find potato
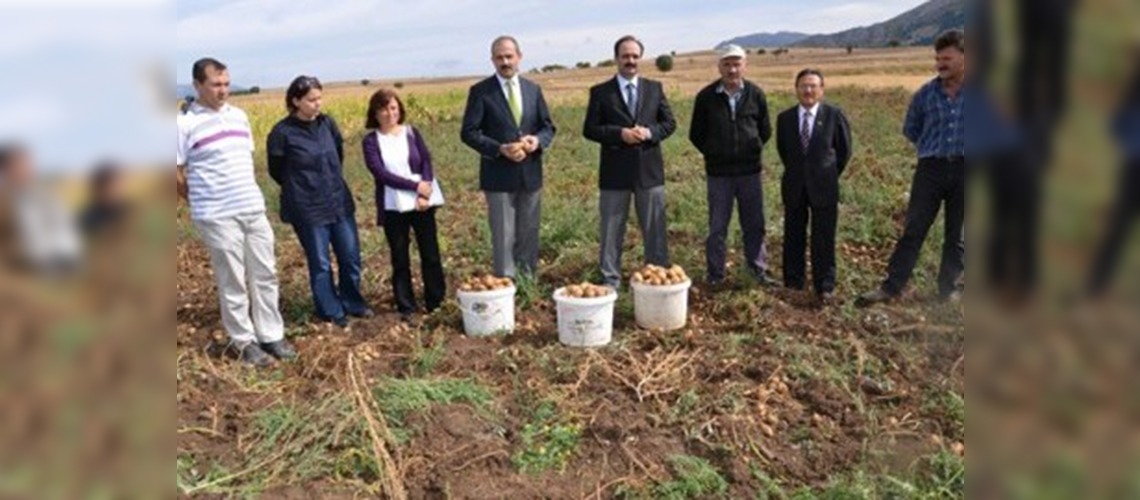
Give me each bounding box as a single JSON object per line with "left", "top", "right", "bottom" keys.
{"left": 632, "top": 272, "right": 644, "bottom": 283}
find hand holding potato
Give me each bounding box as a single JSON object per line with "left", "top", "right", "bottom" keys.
{"left": 499, "top": 142, "right": 527, "bottom": 162}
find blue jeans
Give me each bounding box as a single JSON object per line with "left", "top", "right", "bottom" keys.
{"left": 293, "top": 217, "right": 369, "bottom": 321}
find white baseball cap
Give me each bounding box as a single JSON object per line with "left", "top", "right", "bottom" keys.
{"left": 719, "top": 44, "right": 746, "bottom": 60}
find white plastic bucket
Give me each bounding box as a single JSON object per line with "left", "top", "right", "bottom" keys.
{"left": 553, "top": 287, "right": 618, "bottom": 347}
{"left": 631, "top": 279, "right": 691, "bottom": 331}
{"left": 456, "top": 285, "right": 516, "bottom": 336}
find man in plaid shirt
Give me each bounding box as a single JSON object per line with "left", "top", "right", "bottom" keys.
{"left": 858, "top": 30, "right": 966, "bottom": 306}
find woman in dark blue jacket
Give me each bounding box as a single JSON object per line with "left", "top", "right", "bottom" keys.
{"left": 268, "top": 76, "right": 372, "bottom": 327}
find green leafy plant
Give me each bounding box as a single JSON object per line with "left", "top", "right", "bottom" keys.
{"left": 513, "top": 401, "right": 581, "bottom": 474}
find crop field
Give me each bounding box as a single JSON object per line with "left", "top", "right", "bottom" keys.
{"left": 176, "top": 47, "right": 965, "bottom": 498}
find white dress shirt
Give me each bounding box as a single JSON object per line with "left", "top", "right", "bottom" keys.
{"left": 798, "top": 102, "right": 821, "bottom": 139}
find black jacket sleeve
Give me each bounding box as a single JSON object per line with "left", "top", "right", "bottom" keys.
{"left": 834, "top": 108, "right": 853, "bottom": 176}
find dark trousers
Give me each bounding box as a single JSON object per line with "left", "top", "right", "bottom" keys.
{"left": 706, "top": 173, "right": 768, "bottom": 282}
{"left": 783, "top": 188, "right": 838, "bottom": 294}
{"left": 293, "top": 216, "right": 369, "bottom": 321}
{"left": 1088, "top": 160, "right": 1140, "bottom": 294}
{"left": 882, "top": 158, "right": 965, "bottom": 297}
{"left": 986, "top": 152, "right": 1042, "bottom": 295}
{"left": 383, "top": 208, "right": 446, "bottom": 314}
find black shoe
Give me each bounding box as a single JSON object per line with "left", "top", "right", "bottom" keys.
{"left": 818, "top": 291, "right": 836, "bottom": 306}
{"left": 855, "top": 288, "right": 895, "bottom": 308}
{"left": 261, "top": 340, "right": 297, "bottom": 360}
{"left": 349, "top": 309, "right": 375, "bottom": 319}
{"left": 399, "top": 312, "right": 416, "bottom": 324}
{"left": 333, "top": 316, "right": 349, "bottom": 328}
{"left": 238, "top": 343, "right": 274, "bottom": 367}
{"left": 756, "top": 274, "right": 782, "bottom": 288}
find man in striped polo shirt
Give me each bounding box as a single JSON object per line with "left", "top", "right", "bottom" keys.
{"left": 177, "top": 58, "right": 294, "bottom": 367}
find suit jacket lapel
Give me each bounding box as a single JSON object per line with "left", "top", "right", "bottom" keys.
{"left": 611, "top": 77, "right": 634, "bottom": 123}
{"left": 520, "top": 78, "right": 536, "bottom": 128}
{"left": 490, "top": 76, "right": 515, "bottom": 127}
{"left": 798, "top": 104, "right": 825, "bottom": 155}
{"left": 634, "top": 80, "right": 647, "bottom": 122}
{"left": 808, "top": 104, "right": 828, "bottom": 152}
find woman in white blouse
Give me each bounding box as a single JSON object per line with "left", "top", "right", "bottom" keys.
{"left": 362, "top": 89, "right": 446, "bottom": 321}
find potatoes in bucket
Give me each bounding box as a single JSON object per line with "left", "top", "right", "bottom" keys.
{"left": 458, "top": 274, "right": 513, "bottom": 292}
{"left": 630, "top": 264, "right": 688, "bottom": 286}
{"left": 562, "top": 282, "right": 614, "bottom": 298}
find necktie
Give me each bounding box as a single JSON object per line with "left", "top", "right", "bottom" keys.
{"left": 626, "top": 83, "right": 637, "bottom": 117}
{"left": 507, "top": 79, "right": 522, "bottom": 126}
{"left": 801, "top": 111, "right": 812, "bottom": 152}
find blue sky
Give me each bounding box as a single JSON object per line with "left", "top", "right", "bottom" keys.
{"left": 176, "top": 0, "right": 926, "bottom": 87}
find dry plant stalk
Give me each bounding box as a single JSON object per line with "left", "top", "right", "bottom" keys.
{"left": 347, "top": 353, "right": 407, "bottom": 500}
{"left": 593, "top": 348, "right": 698, "bottom": 402}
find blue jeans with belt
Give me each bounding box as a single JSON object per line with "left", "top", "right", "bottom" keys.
{"left": 292, "top": 216, "right": 370, "bottom": 322}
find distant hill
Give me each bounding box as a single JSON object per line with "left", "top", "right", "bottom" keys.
{"left": 791, "top": 0, "right": 964, "bottom": 48}
{"left": 715, "top": 31, "right": 813, "bottom": 49}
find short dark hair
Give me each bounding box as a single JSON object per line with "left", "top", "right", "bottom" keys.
{"left": 365, "top": 88, "right": 407, "bottom": 129}
{"left": 491, "top": 35, "right": 520, "bottom": 55}
{"left": 795, "top": 68, "right": 825, "bottom": 87}
{"left": 935, "top": 29, "right": 965, "bottom": 53}
{"left": 192, "top": 58, "right": 227, "bottom": 83}
{"left": 613, "top": 35, "right": 644, "bottom": 58}
{"left": 285, "top": 75, "right": 323, "bottom": 113}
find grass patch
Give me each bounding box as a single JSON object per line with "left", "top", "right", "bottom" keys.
{"left": 652, "top": 455, "right": 729, "bottom": 499}
{"left": 513, "top": 400, "right": 582, "bottom": 474}
{"left": 922, "top": 389, "right": 965, "bottom": 440}
{"left": 177, "top": 394, "right": 376, "bottom": 497}
{"left": 791, "top": 450, "right": 965, "bottom": 499}
{"left": 373, "top": 377, "right": 494, "bottom": 442}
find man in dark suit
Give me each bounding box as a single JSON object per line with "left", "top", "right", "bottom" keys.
{"left": 776, "top": 69, "right": 852, "bottom": 303}
{"left": 583, "top": 35, "right": 677, "bottom": 288}
{"left": 460, "top": 36, "right": 556, "bottom": 279}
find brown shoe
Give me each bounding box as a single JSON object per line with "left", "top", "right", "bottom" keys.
{"left": 855, "top": 288, "right": 895, "bottom": 308}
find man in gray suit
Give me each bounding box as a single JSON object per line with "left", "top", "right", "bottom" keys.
{"left": 583, "top": 35, "right": 677, "bottom": 289}
{"left": 461, "top": 36, "right": 556, "bottom": 278}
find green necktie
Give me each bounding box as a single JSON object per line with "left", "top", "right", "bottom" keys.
{"left": 507, "top": 79, "right": 522, "bottom": 126}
